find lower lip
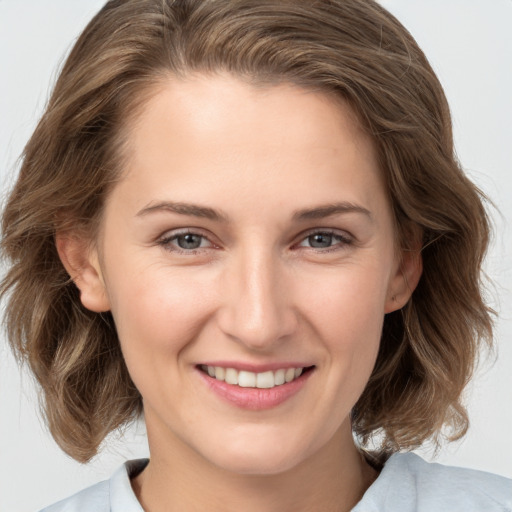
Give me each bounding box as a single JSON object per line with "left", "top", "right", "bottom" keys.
{"left": 197, "top": 368, "right": 313, "bottom": 410}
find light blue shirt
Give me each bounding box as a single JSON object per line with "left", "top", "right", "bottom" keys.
{"left": 40, "top": 453, "right": 511, "bottom": 511}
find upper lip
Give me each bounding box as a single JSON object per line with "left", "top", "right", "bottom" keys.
{"left": 197, "top": 361, "right": 314, "bottom": 372}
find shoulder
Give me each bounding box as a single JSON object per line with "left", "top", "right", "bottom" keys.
{"left": 354, "top": 452, "right": 512, "bottom": 512}
{"left": 38, "top": 479, "right": 110, "bottom": 512}
{"left": 38, "top": 459, "right": 148, "bottom": 512}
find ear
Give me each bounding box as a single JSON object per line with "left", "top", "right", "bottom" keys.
{"left": 384, "top": 243, "right": 423, "bottom": 314}
{"left": 56, "top": 232, "right": 111, "bottom": 313}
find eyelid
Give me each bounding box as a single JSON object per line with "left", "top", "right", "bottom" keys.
{"left": 295, "top": 228, "right": 354, "bottom": 250}
{"left": 157, "top": 228, "right": 216, "bottom": 252}
{"left": 155, "top": 227, "right": 354, "bottom": 254}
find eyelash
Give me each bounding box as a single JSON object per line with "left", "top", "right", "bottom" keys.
{"left": 296, "top": 230, "right": 353, "bottom": 253}
{"left": 157, "top": 229, "right": 214, "bottom": 254}
{"left": 157, "top": 228, "right": 354, "bottom": 256}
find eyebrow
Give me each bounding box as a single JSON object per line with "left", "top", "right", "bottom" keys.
{"left": 136, "top": 200, "right": 372, "bottom": 223}
{"left": 136, "top": 201, "right": 229, "bottom": 222}
{"left": 292, "top": 202, "right": 373, "bottom": 222}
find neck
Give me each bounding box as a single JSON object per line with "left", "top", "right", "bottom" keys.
{"left": 132, "top": 416, "right": 377, "bottom": 512}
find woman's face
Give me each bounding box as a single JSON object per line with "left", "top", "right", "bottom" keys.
{"left": 72, "top": 74, "right": 417, "bottom": 475}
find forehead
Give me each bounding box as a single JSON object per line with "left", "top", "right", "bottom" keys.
{"left": 111, "top": 73, "right": 387, "bottom": 222}
{"left": 126, "top": 73, "right": 373, "bottom": 160}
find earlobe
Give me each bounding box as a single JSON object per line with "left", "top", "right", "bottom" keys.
{"left": 55, "top": 233, "right": 111, "bottom": 313}
{"left": 384, "top": 246, "right": 423, "bottom": 314}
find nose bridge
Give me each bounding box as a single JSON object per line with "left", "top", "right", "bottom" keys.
{"left": 218, "top": 243, "right": 296, "bottom": 349}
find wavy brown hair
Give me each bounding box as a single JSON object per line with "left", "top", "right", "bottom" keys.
{"left": 1, "top": 0, "right": 493, "bottom": 463}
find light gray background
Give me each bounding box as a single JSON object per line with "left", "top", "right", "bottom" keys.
{"left": 1, "top": 1, "right": 511, "bottom": 511}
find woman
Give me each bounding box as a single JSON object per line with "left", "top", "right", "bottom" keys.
{"left": 1, "top": 1, "right": 510, "bottom": 511}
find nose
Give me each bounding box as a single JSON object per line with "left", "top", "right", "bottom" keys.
{"left": 216, "top": 246, "right": 298, "bottom": 351}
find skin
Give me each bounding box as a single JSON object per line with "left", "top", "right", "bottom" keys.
{"left": 58, "top": 74, "right": 421, "bottom": 512}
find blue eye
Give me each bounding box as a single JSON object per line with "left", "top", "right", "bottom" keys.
{"left": 158, "top": 231, "right": 212, "bottom": 252}
{"left": 308, "top": 233, "right": 335, "bottom": 248}
{"left": 299, "top": 231, "right": 351, "bottom": 250}
{"left": 174, "top": 233, "right": 204, "bottom": 250}
{"left": 157, "top": 229, "right": 351, "bottom": 255}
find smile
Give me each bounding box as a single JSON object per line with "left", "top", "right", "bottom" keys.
{"left": 197, "top": 364, "right": 315, "bottom": 410}
{"left": 200, "top": 365, "right": 308, "bottom": 389}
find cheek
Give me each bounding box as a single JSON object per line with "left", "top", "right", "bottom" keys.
{"left": 297, "top": 263, "right": 389, "bottom": 392}
{"left": 104, "top": 257, "right": 218, "bottom": 371}
{"left": 299, "top": 262, "right": 390, "bottom": 341}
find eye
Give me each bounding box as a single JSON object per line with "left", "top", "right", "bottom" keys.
{"left": 158, "top": 230, "right": 213, "bottom": 252}
{"left": 174, "top": 233, "right": 206, "bottom": 250}
{"left": 297, "top": 230, "right": 352, "bottom": 251}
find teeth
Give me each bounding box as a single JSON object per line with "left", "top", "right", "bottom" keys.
{"left": 285, "top": 368, "right": 295, "bottom": 383}
{"left": 256, "top": 371, "right": 274, "bottom": 389}
{"left": 274, "top": 369, "right": 285, "bottom": 385}
{"left": 203, "top": 365, "right": 307, "bottom": 389}
{"left": 225, "top": 368, "right": 238, "bottom": 385}
{"left": 214, "top": 367, "right": 225, "bottom": 380}
{"left": 238, "top": 371, "right": 256, "bottom": 388}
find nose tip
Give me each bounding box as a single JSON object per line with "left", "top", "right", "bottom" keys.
{"left": 216, "top": 254, "right": 297, "bottom": 350}
{"left": 227, "top": 301, "right": 297, "bottom": 350}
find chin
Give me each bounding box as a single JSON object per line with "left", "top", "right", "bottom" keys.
{"left": 214, "top": 452, "right": 302, "bottom": 476}
{"left": 203, "top": 433, "right": 315, "bottom": 476}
